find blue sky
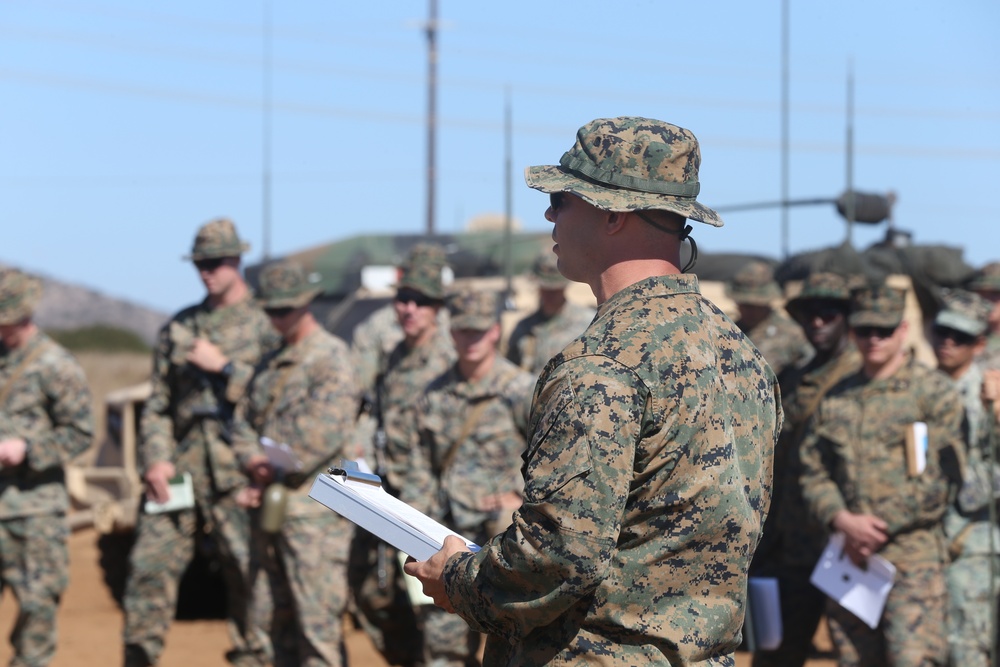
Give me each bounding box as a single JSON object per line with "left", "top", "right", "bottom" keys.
{"left": 2, "top": 0, "right": 997, "bottom": 314}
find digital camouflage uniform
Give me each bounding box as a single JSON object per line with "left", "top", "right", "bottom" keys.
{"left": 230, "top": 260, "right": 361, "bottom": 667}
{"left": 728, "top": 261, "right": 811, "bottom": 381}
{"left": 410, "top": 289, "right": 534, "bottom": 667}
{"left": 348, "top": 250, "right": 456, "bottom": 666}
{"left": 505, "top": 253, "right": 595, "bottom": 376}
{"left": 123, "top": 219, "right": 279, "bottom": 667}
{"left": 967, "top": 262, "right": 1000, "bottom": 371}
{"left": 797, "top": 285, "right": 964, "bottom": 667}
{"left": 934, "top": 290, "right": 1000, "bottom": 667}
{"left": 751, "top": 272, "right": 861, "bottom": 667}
{"left": 0, "top": 269, "right": 93, "bottom": 667}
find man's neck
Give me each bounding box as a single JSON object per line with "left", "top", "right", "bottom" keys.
{"left": 591, "top": 258, "right": 679, "bottom": 305}
{"left": 458, "top": 353, "right": 495, "bottom": 383}
{"left": 405, "top": 324, "right": 438, "bottom": 350}
{"left": 207, "top": 280, "right": 249, "bottom": 309}
{"left": 864, "top": 349, "right": 908, "bottom": 381}
{"left": 284, "top": 314, "right": 319, "bottom": 346}
{"left": 940, "top": 360, "right": 974, "bottom": 382}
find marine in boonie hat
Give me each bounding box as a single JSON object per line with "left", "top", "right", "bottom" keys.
{"left": 726, "top": 261, "right": 781, "bottom": 306}
{"left": 448, "top": 289, "right": 500, "bottom": 331}
{"left": 785, "top": 272, "right": 857, "bottom": 322}
{"left": 0, "top": 268, "right": 43, "bottom": 326}
{"left": 934, "top": 289, "right": 991, "bottom": 337}
{"left": 257, "top": 260, "right": 321, "bottom": 309}
{"left": 531, "top": 252, "right": 567, "bottom": 289}
{"left": 524, "top": 116, "right": 723, "bottom": 227}
{"left": 849, "top": 284, "right": 907, "bottom": 329}
{"left": 183, "top": 217, "right": 250, "bottom": 261}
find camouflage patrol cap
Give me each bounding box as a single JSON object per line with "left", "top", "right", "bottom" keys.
{"left": 0, "top": 268, "right": 42, "bottom": 325}
{"left": 183, "top": 217, "right": 250, "bottom": 261}
{"left": 934, "top": 289, "right": 991, "bottom": 337}
{"left": 849, "top": 284, "right": 907, "bottom": 328}
{"left": 726, "top": 261, "right": 781, "bottom": 306}
{"left": 967, "top": 262, "right": 1000, "bottom": 293}
{"left": 785, "top": 272, "right": 855, "bottom": 322}
{"left": 256, "top": 259, "right": 320, "bottom": 309}
{"left": 524, "top": 116, "right": 723, "bottom": 226}
{"left": 448, "top": 289, "right": 500, "bottom": 331}
{"left": 396, "top": 255, "right": 445, "bottom": 301}
{"left": 401, "top": 242, "right": 447, "bottom": 270}
{"left": 532, "top": 252, "right": 567, "bottom": 289}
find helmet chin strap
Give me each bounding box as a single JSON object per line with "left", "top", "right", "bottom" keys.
{"left": 634, "top": 211, "right": 698, "bottom": 273}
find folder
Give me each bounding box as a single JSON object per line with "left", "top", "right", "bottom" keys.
{"left": 143, "top": 473, "right": 195, "bottom": 514}
{"left": 308, "top": 462, "right": 479, "bottom": 562}
{"left": 904, "top": 421, "right": 928, "bottom": 477}
{"left": 810, "top": 532, "right": 896, "bottom": 629}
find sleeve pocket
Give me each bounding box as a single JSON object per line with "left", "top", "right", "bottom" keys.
{"left": 522, "top": 380, "right": 594, "bottom": 504}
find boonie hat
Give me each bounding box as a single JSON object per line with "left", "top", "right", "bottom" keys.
{"left": 524, "top": 116, "right": 723, "bottom": 226}
{"left": 934, "top": 289, "right": 991, "bottom": 337}
{"left": 257, "top": 260, "right": 320, "bottom": 309}
{"left": 849, "top": 284, "right": 906, "bottom": 329}
{"left": 967, "top": 262, "right": 1000, "bottom": 293}
{"left": 0, "top": 268, "right": 42, "bottom": 326}
{"left": 727, "top": 261, "right": 781, "bottom": 306}
{"left": 449, "top": 289, "right": 500, "bottom": 331}
{"left": 785, "top": 272, "right": 856, "bottom": 322}
{"left": 532, "top": 252, "right": 567, "bottom": 289}
{"left": 184, "top": 217, "right": 250, "bottom": 261}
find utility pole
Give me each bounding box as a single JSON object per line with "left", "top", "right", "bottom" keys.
{"left": 780, "top": 0, "right": 790, "bottom": 259}
{"left": 424, "top": 0, "right": 438, "bottom": 236}
{"left": 261, "top": 0, "right": 273, "bottom": 259}
{"left": 503, "top": 88, "right": 513, "bottom": 308}
{"left": 844, "top": 62, "right": 856, "bottom": 245}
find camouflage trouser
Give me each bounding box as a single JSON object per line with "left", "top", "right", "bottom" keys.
{"left": 417, "top": 604, "right": 481, "bottom": 667}
{"left": 0, "top": 514, "right": 69, "bottom": 667}
{"left": 751, "top": 565, "right": 827, "bottom": 667}
{"left": 122, "top": 496, "right": 268, "bottom": 667}
{"left": 946, "top": 552, "right": 1000, "bottom": 667}
{"left": 827, "top": 559, "right": 947, "bottom": 667}
{"left": 250, "top": 513, "right": 350, "bottom": 667}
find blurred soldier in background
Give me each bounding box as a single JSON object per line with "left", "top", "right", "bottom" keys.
{"left": 797, "top": 283, "right": 964, "bottom": 667}
{"left": 931, "top": 290, "right": 998, "bottom": 667}
{"left": 408, "top": 288, "right": 533, "bottom": 667}
{"left": 231, "top": 260, "right": 360, "bottom": 667}
{"left": 0, "top": 268, "right": 93, "bottom": 667}
{"left": 751, "top": 272, "right": 861, "bottom": 667}
{"left": 966, "top": 261, "right": 1000, "bottom": 370}
{"left": 123, "top": 218, "right": 278, "bottom": 667}
{"left": 727, "top": 260, "right": 811, "bottom": 381}
{"left": 349, "top": 246, "right": 455, "bottom": 667}
{"left": 505, "top": 251, "right": 594, "bottom": 376}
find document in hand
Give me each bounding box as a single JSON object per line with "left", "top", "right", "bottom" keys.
{"left": 810, "top": 532, "right": 896, "bottom": 629}
{"left": 308, "top": 466, "right": 479, "bottom": 562}
{"left": 143, "top": 473, "right": 195, "bottom": 514}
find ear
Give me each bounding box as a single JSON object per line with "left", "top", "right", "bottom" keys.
{"left": 605, "top": 211, "right": 627, "bottom": 236}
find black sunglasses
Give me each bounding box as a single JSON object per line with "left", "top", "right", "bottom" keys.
{"left": 264, "top": 306, "right": 296, "bottom": 318}
{"left": 549, "top": 192, "right": 566, "bottom": 213}
{"left": 194, "top": 257, "right": 227, "bottom": 272}
{"left": 932, "top": 325, "right": 976, "bottom": 346}
{"left": 394, "top": 290, "right": 438, "bottom": 308}
{"left": 852, "top": 325, "right": 897, "bottom": 340}
{"left": 801, "top": 304, "right": 845, "bottom": 323}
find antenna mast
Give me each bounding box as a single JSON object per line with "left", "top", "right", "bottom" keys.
{"left": 424, "top": 0, "right": 438, "bottom": 236}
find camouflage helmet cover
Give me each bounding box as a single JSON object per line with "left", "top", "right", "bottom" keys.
{"left": 0, "top": 268, "right": 42, "bottom": 325}
{"left": 532, "top": 251, "right": 567, "bottom": 289}
{"left": 524, "top": 116, "right": 723, "bottom": 226}
{"left": 257, "top": 259, "right": 320, "bottom": 309}
{"left": 183, "top": 217, "right": 250, "bottom": 261}
{"left": 726, "top": 261, "right": 781, "bottom": 306}
{"left": 448, "top": 288, "right": 500, "bottom": 331}
{"left": 849, "top": 284, "right": 907, "bottom": 329}
{"left": 934, "top": 288, "right": 991, "bottom": 337}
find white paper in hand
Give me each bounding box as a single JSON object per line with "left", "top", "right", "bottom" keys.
{"left": 810, "top": 532, "right": 896, "bottom": 629}
{"left": 260, "top": 437, "right": 302, "bottom": 472}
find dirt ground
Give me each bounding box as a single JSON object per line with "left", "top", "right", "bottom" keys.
{"left": 0, "top": 527, "right": 837, "bottom": 667}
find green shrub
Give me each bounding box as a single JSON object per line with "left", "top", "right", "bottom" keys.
{"left": 48, "top": 325, "right": 150, "bottom": 353}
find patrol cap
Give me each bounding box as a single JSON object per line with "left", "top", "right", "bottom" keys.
{"left": 0, "top": 268, "right": 42, "bottom": 326}
{"left": 448, "top": 289, "right": 500, "bottom": 331}
{"left": 524, "top": 116, "right": 723, "bottom": 226}
{"left": 396, "top": 256, "right": 445, "bottom": 301}
{"left": 184, "top": 217, "right": 250, "bottom": 261}
{"left": 966, "top": 262, "right": 1000, "bottom": 293}
{"left": 401, "top": 242, "right": 447, "bottom": 270}
{"left": 726, "top": 261, "right": 781, "bottom": 306}
{"left": 849, "top": 284, "right": 906, "bottom": 329}
{"left": 532, "top": 252, "right": 567, "bottom": 289}
{"left": 934, "top": 289, "right": 991, "bottom": 337}
{"left": 256, "top": 259, "right": 320, "bottom": 309}
{"left": 785, "top": 272, "right": 855, "bottom": 322}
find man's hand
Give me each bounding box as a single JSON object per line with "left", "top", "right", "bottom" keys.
{"left": 0, "top": 438, "right": 27, "bottom": 467}
{"left": 402, "top": 535, "right": 472, "bottom": 613}
{"left": 479, "top": 491, "right": 522, "bottom": 513}
{"left": 235, "top": 486, "right": 262, "bottom": 509}
{"left": 144, "top": 461, "right": 177, "bottom": 504}
{"left": 983, "top": 370, "right": 1000, "bottom": 421}
{"left": 186, "top": 339, "right": 228, "bottom": 374}
{"left": 245, "top": 454, "right": 274, "bottom": 486}
{"left": 832, "top": 510, "right": 889, "bottom": 566}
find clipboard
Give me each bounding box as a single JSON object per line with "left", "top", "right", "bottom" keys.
{"left": 308, "top": 462, "right": 479, "bottom": 562}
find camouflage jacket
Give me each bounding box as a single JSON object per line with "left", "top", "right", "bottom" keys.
{"left": 0, "top": 332, "right": 93, "bottom": 518}
{"left": 443, "top": 274, "right": 781, "bottom": 667}
{"left": 351, "top": 303, "right": 451, "bottom": 394}
{"left": 797, "top": 356, "right": 964, "bottom": 565}
{"left": 412, "top": 356, "right": 533, "bottom": 533}
{"left": 505, "top": 302, "right": 595, "bottom": 376}
{"left": 139, "top": 295, "right": 279, "bottom": 503}
{"left": 739, "top": 308, "right": 811, "bottom": 379}
{"left": 980, "top": 333, "right": 1000, "bottom": 371}
{"left": 232, "top": 329, "right": 360, "bottom": 535}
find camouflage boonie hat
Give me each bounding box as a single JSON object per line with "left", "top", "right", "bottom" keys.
{"left": 849, "top": 284, "right": 906, "bottom": 328}
{"left": 183, "top": 217, "right": 250, "bottom": 261}
{"left": 532, "top": 252, "right": 567, "bottom": 289}
{"left": 785, "top": 272, "right": 855, "bottom": 321}
{"left": 0, "top": 268, "right": 42, "bottom": 325}
{"left": 934, "top": 289, "right": 991, "bottom": 337}
{"left": 257, "top": 260, "right": 320, "bottom": 309}
{"left": 726, "top": 261, "right": 781, "bottom": 306}
{"left": 967, "top": 262, "right": 1000, "bottom": 293}
{"left": 448, "top": 289, "right": 500, "bottom": 331}
{"left": 524, "top": 116, "right": 723, "bottom": 226}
